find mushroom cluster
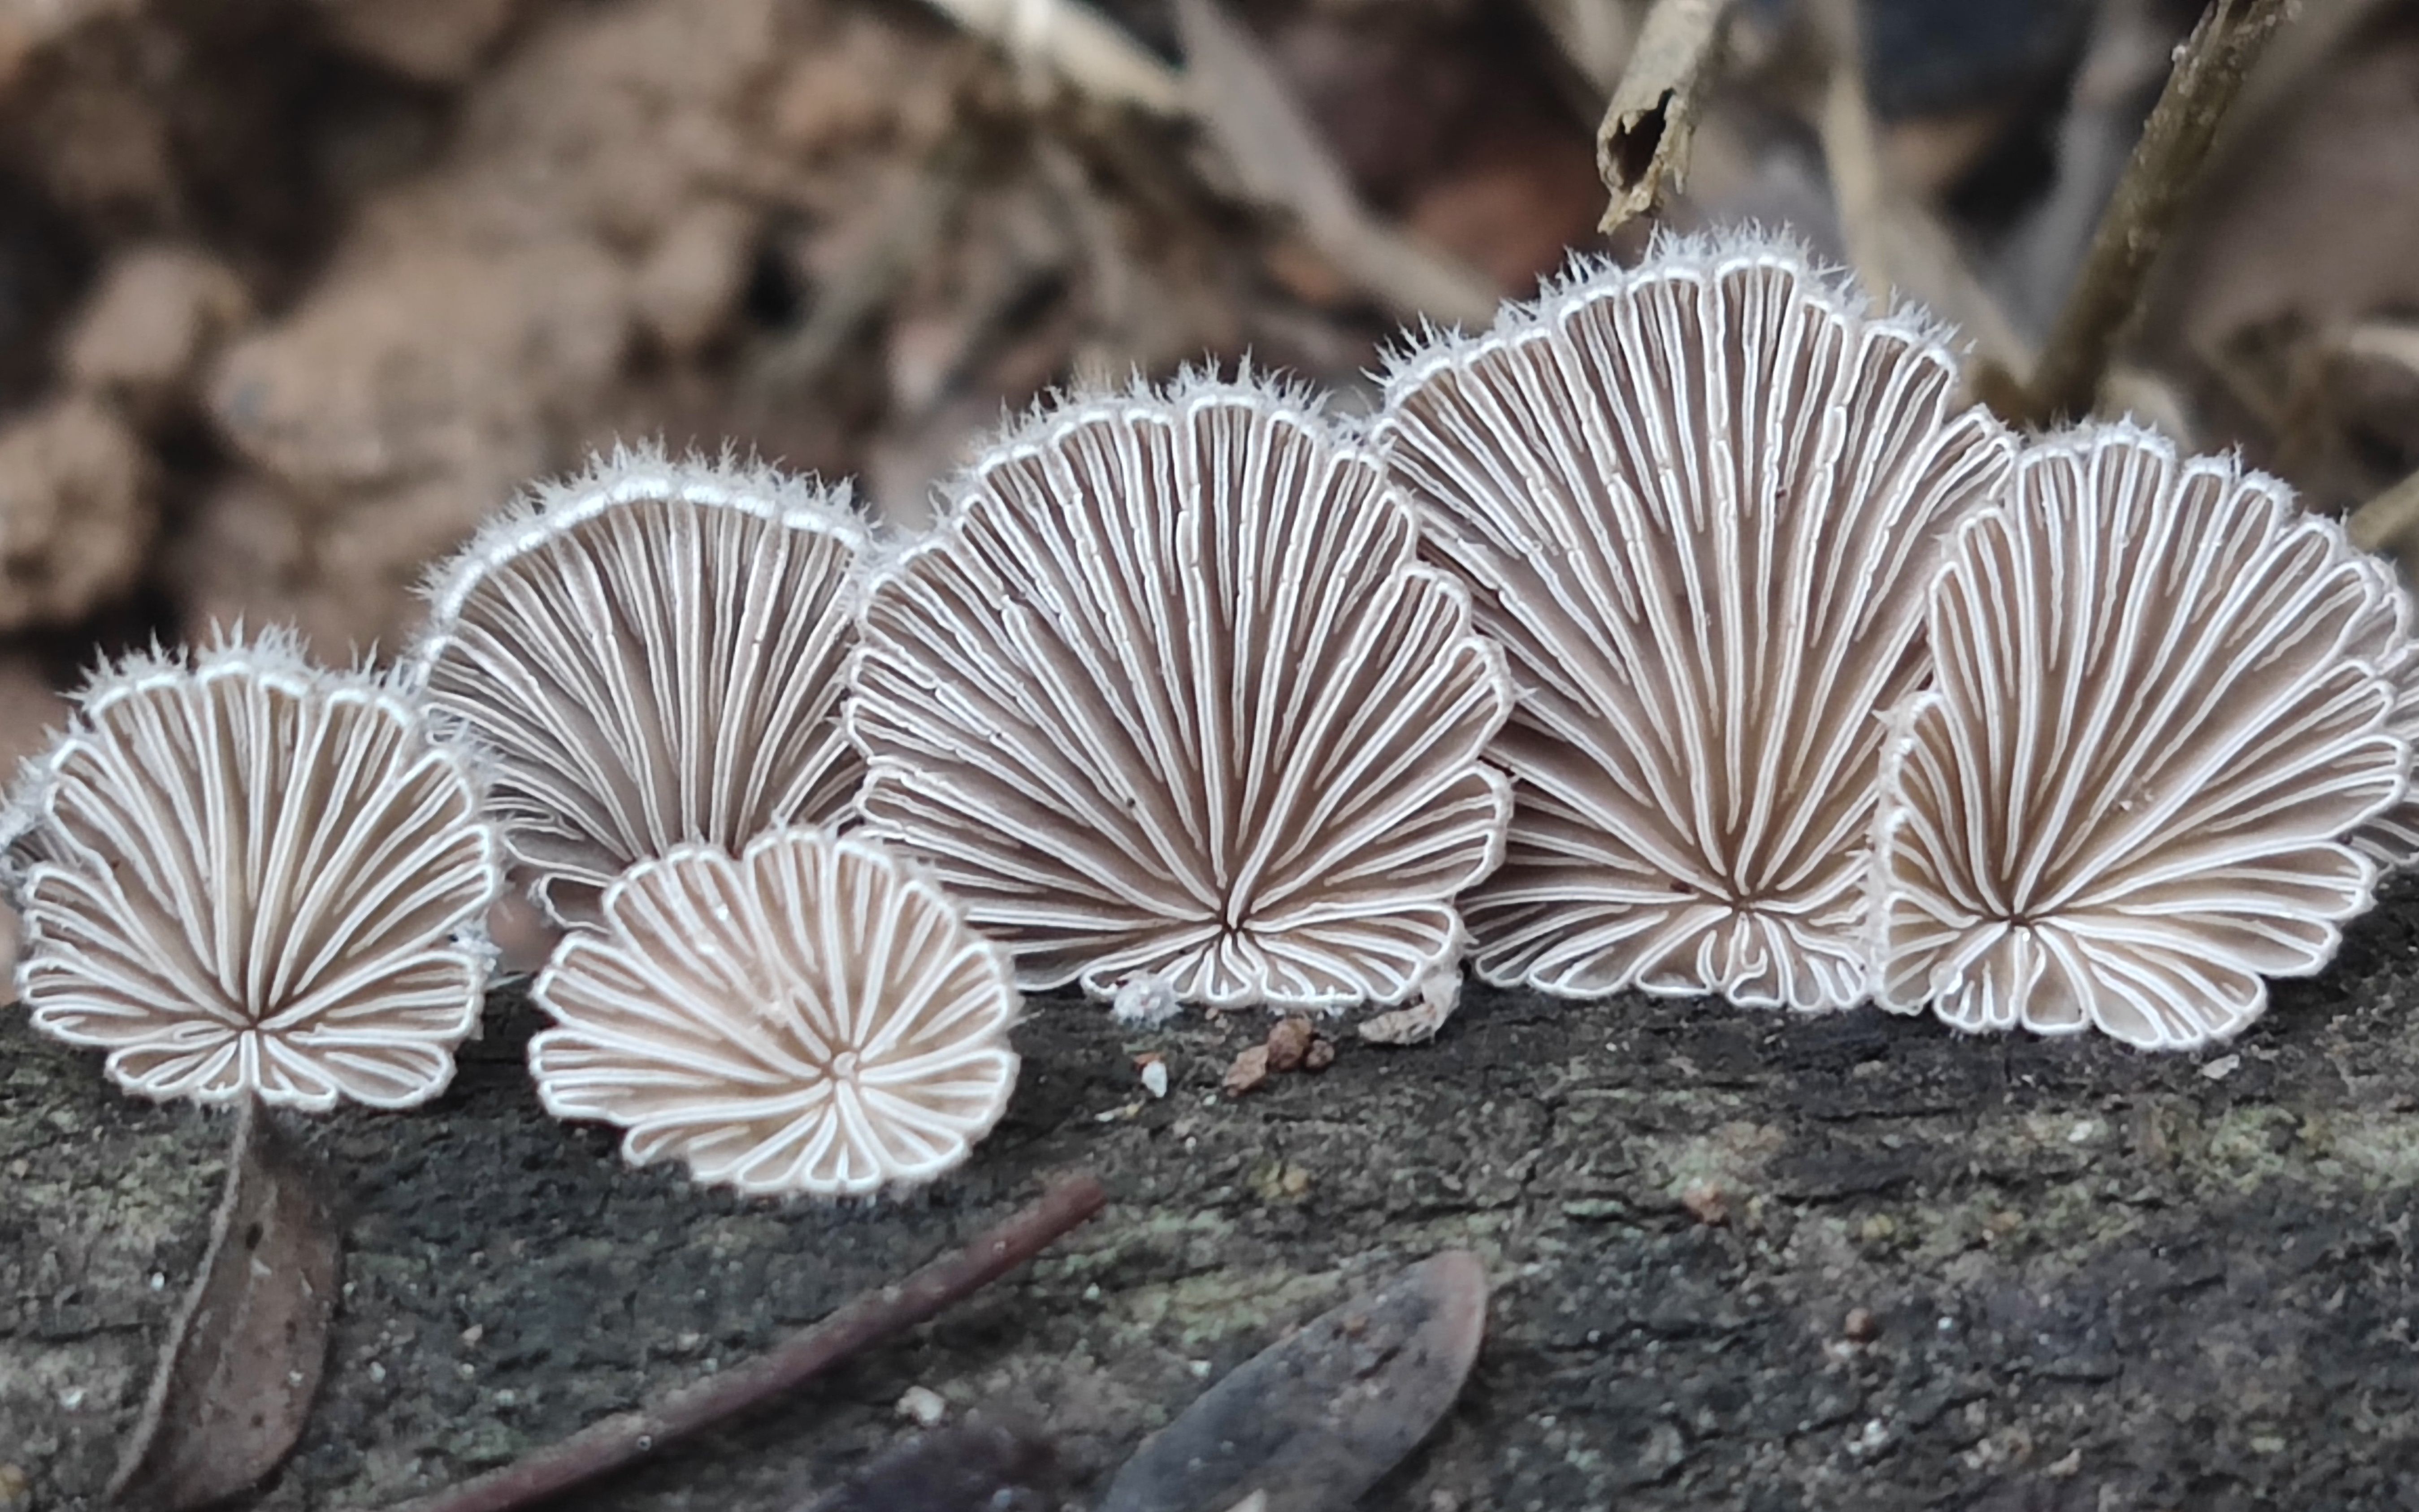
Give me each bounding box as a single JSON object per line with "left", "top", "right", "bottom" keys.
{"left": 10, "top": 232, "right": 2417, "bottom": 1199}
{"left": 1370, "top": 233, "right": 2415, "bottom": 1049}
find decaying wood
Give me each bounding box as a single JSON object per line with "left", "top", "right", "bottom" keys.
{"left": 386, "top": 1174, "right": 1108, "bottom": 1512}
{"left": 13, "top": 952, "right": 2419, "bottom": 1509}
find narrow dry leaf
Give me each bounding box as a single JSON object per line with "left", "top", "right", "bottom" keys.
{"left": 1097, "top": 1251, "right": 1488, "bottom": 1512}
{"left": 1809, "top": 0, "right": 2029, "bottom": 375}
{"left": 1379, "top": 234, "right": 2014, "bottom": 1011}
{"left": 1594, "top": 0, "right": 1734, "bottom": 234}
{"left": 850, "top": 374, "right": 1514, "bottom": 1013}
{"left": 411, "top": 448, "right": 866, "bottom": 924}
{"left": 529, "top": 827, "right": 1019, "bottom": 1198}
{"left": 110, "top": 1100, "right": 341, "bottom": 1512}
{"left": 1875, "top": 423, "right": 2407, "bottom": 1048}
{"left": 1175, "top": 0, "right": 1497, "bottom": 328}
{"left": 5, "top": 630, "right": 499, "bottom": 1110}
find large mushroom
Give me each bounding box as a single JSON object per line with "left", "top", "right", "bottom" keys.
{"left": 408, "top": 446, "right": 867, "bottom": 925}
{"left": 3, "top": 630, "right": 501, "bottom": 1109}
{"left": 1377, "top": 233, "right": 2015, "bottom": 1011}
{"left": 527, "top": 827, "right": 1019, "bottom": 1198}
{"left": 848, "top": 373, "right": 1515, "bottom": 1014}
{"left": 1873, "top": 423, "right": 2409, "bottom": 1048}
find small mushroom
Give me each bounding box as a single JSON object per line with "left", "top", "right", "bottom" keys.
{"left": 1377, "top": 232, "right": 2015, "bottom": 1011}
{"left": 3, "top": 629, "right": 500, "bottom": 1109}
{"left": 1873, "top": 423, "right": 2408, "bottom": 1048}
{"left": 527, "top": 826, "right": 1019, "bottom": 1197}
{"left": 848, "top": 373, "right": 1514, "bottom": 1014}
{"left": 408, "top": 445, "right": 867, "bottom": 924}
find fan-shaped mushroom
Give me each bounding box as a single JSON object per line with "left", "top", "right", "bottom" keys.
{"left": 1873, "top": 423, "right": 2408, "bottom": 1048}
{"left": 527, "top": 827, "right": 1019, "bottom": 1197}
{"left": 3, "top": 630, "right": 500, "bottom": 1109}
{"left": 848, "top": 373, "right": 1514, "bottom": 1013}
{"left": 408, "top": 446, "right": 867, "bottom": 924}
{"left": 1377, "top": 234, "right": 2015, "bottom": 1011}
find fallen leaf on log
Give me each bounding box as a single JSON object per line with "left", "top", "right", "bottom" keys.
{"left": 1098, "top": 1250, "right": 1489, "bottom": 1512}
{"left": 109, "top": 1097, "right": 342, "bottom": 1512}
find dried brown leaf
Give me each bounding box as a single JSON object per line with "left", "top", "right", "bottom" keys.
{"left": 1098, "top": 1251, "right": 1488, "bottom": 1512}
{"left": 1594, "top": 0, "right": 1733, "bottom": 234}
{"left": 109, "top": 1099, "right": 340, "bottom": 1512}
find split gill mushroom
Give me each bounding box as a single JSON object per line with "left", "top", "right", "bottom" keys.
{"left": 1376, "top": 232, "right": 2016, "bottom": 1013}
{"left": 845, "top": 371, "right": 1516, "bottom": 1016}
{"left": 3, "top": 628, "right": 502, "bottom": 1110}
{"left": 1872, "top": 422, "right": 2409, "bottom": 1049}
{"left": 407, "top": 446, "right": 868, "bottom": 927}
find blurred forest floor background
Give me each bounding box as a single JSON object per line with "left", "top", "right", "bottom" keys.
{"left": 5, "top": 0, "right": 2419, "bottom": 725}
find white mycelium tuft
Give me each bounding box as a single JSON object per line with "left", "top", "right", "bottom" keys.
{"left": 848, "top": 373, "right": 1515, "bottom": 1012}
{"left": 1378, "top": 234, "right": 2016, "bottom": 1011}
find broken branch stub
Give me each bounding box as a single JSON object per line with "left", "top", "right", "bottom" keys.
{"left": 1594, "top": 0, "right": 1734, "bottom": 235}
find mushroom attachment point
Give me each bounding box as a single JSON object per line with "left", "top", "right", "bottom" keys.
{"left": 1873, "top": 423, "right": 2409, "bottom": 1049}
{"left": 527, "top": 827, "right": 1019, "bottom": 1198}
{"left": 848, "top": 373, "right": 1515, "bottom": 1013}
{"left": 409, "top": 446, "right": 867, "bottom": 924}
{"left": 3, "top": 630, "right": 500, "bottom": 1109}
{"left": 1377, "top": 233, "right": 2015, "bottom": 1011}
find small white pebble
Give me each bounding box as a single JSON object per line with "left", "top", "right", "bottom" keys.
{"left": 2067, "top": 1118, "right": 2099, "bottom": 1145}
{"left": 1188, "top": 1359, "right": 1212, "bottom": 1378}
{"left": 896, "top": 1385, "right": 948, "bottom": 1427}
{"left": 1141, "top": 1060, "right": 1170, "bottom": 1099}
{"left": 368, "top": 1360, "right": 387, "bottom": 1383}
{"left": 57, "top": 1387, "right": 85, "bottom": 1410}
{"left": 1083, "top": 1283, "right": 1102, "bottom": 1302}
{"left": 148, "top": 1272, "right": 165, "bottom": 1292}
{"left": 495, "top": 1389, "right": 517, "bottom": 1406}
{"left": 1937, "top": 1317, "right": 1955, "bottom": 1333}
{"left": 2201, "top": 1053, "right": 2241, "bottom": 1082}
{"left": 459, "top": 1324, "right": 484, "bottom": 1348}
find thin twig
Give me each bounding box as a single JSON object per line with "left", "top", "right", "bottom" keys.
{"left": 385, "top": 1174, "right": 1110, "bottom": 1512}
{"left": 2015, "top": 0, "right": 2295, "bottom": 427}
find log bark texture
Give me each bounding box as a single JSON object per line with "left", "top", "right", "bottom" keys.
{"left": 9, "top": 892, "right": 2419, "bottom": 1510}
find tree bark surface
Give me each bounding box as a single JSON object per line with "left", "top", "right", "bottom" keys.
{"left": 8, "top": 896, "right": 2419, "bottom": 1511}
